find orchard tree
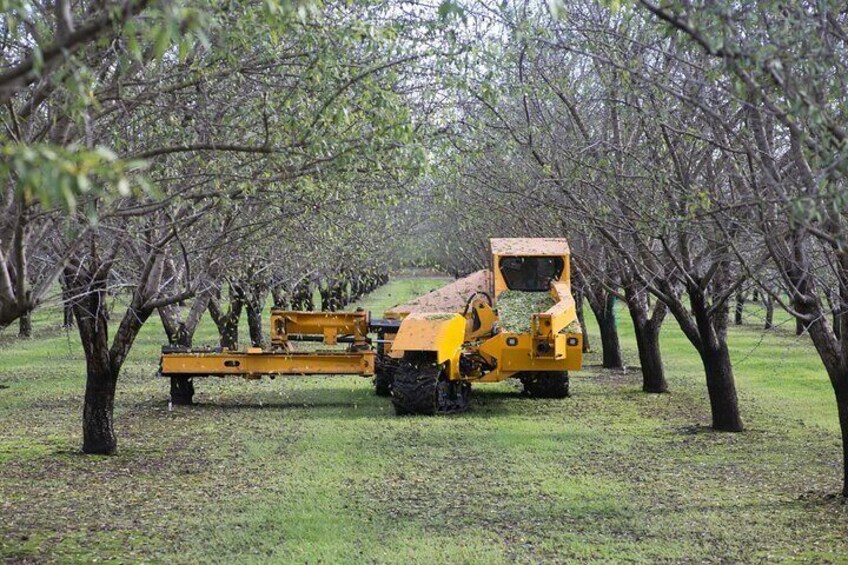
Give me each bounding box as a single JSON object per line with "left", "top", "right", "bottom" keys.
{"left": 2, "top": 0, "right": 449, "bottom": 454}
{"left": 637, "top": 0, "right": 848, "bottom": 495}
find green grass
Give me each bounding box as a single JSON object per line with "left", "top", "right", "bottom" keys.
{"left": 1, "top": 278, "right": 847, "bottom": 563}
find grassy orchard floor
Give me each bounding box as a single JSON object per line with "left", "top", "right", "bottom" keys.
{"left": 1, "top": 277, "right": 847, "bottom": 563}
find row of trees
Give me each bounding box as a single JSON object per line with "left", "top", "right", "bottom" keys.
{"left": 1, "top": 0, "right": 453, "bottom": 454}
{"left": 420, "top": 0, "right": 848, "bottom": 497}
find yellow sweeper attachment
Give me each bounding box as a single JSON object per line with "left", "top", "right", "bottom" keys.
{"left": 159, "top": 238, "right": 582, "bottom": 414}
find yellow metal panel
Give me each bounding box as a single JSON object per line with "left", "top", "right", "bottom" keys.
{"left": 476, "top": 330, "right": 582, "bottom": 380}
{"left": 270, "top": 310, "right": 369, "bottom": 346}
{"left": 160, "top": 350, "right": 375, "bottom": 377}
{"left": 563, "top": 333, "right": 583, "bottom": 371}
{"left": 381, "top": 331, "right": 397, "bottom": 356}
{"left": 388, "top": 312, "right": 466, "bottom": 364}
{"left": 529, "top": 282, "right": 577, "bottom": 358}
{"left": 465, "top": 299, "right": 497, "bottom": 340}
{"left": 541, "top": 281, "right": 577, "bottom": 332}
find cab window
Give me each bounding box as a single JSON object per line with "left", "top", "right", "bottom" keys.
{"left": 499, "top": 256, "right": 564, "bottom": 291}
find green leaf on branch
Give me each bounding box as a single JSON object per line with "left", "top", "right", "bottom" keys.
{"left": 0, "top": 143, "right": 152, "bottom": 215}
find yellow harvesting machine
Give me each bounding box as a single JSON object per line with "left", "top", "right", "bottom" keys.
{"left": 159, "top": 238, "right": 583, "bottom": 414}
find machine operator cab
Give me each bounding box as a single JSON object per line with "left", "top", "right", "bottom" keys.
{"left": 490, "top": 238, "right": 571, "bottom": 297}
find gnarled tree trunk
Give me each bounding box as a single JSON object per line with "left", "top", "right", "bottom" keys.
{"left": 70, "top": 271, "right": 119, "bottom": 454}
{"left": 764, "top": 295, "right": 774, "bottom": 329}
{"left": 271, "top": 285, "right": 288, "bottom": 309}
{"left": 699, "top": 339, "right": 742, "bottom": 431}
{"left": 690, "top": 287, "right": 743, "bottom": 432}
{"left": 796, "top": 294, "right": 848, "bottom": 497}
{"left": 836, "top": 383, "right": 848, "bottom": 497}
{"left": 71, "top": 273, "right": 154, "bottom": 454}
{"left": 159, "top": 291, "right": 214, "bottom": 406}
{"left": 625, "top": 281, "right": 667, "bottom": 393}
{"left": 246, "top": 298, "right": 265, "bottom": 347}
{"left": 734, "top": 291, "right": 745, "bottom": 325}
{"left": 291, "top": 280, "right": 313, "bottom": 311}
{"left": 18, "top": 311, "right": 31, "bottom": 338}
{"left": 208, "top": 284, "right": 244, "bottom": 350}
{"left": 590, "top": 292, "right": 623, "bottom": 369}
{"left": 574, "top": 288, "right": 591, "bottom": 353}
{"left": 82, "top": 361, "right": 119, "bottom": 454}
{"left": 319, "top": 278, "right": 333, "bottom": 312}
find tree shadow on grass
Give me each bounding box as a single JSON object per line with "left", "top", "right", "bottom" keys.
{"left": 142, "top": 377, "right": 620, "bottom": 421}
{"left": 463, "top": 387, "right": 569, "bottom": 419}
{"left": 185, "top": 400, "right": 379, "bottom": 412}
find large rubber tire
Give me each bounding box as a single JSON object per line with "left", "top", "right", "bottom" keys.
{"left": 437, "top": 378, "right": 471, "bottom": 414}
{"left": 170, "top": 377, "right": 195, "bottom": 405}
{"left": 391, "top": 360, "right": 471, "bottom": 415}
{"left": 374, "top": 356, "right": 396, "bottom": 397}
{"left": 392, "top": 361, "right": 439, "bottom": 415}
{"left": 520, "top": 371, "right": 570, "bottom": 399}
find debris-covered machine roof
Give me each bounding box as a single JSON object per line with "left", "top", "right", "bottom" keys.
{"left": 490, "top": 238, "right": 570, "bottom": 256}
{"left": 385, "top": 270, "right": 493, "bottom": 316}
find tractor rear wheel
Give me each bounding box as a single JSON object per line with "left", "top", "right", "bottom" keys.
{"left": 392, "top": 361, "right": 439, "bottom": 415}
{"left": 520, "top": 371, "right": 569, "bottom": 398}
{"left": 374, "top": 356, "right": 397, "bottom": 397}
{"left": 170, "top": 377, "right": 195, "bottom": 405}
{"left": 391, "top": 356, "right": 470, "bottom": 415}
{"left": 437, "top": 377, "right": 470, "bottom": 414}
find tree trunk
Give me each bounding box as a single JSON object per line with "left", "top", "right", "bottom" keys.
{"left": 220, "top": 314, "right": 240, "bottom": 350}
{"left": 71, "top": 283, "right": 124, "bottom": 455}
{"left": 678, "top": 283, "right": 744, "bottom": 432}
{"left": 209, "top": 286, "right": 244, "bottom": 350}
{"left": 18, "top": 310, "right": 32, "bottom": 338}
{"left": 700, "top": 340, "right": 744, "bottom": 431}
{"left": 796, "top": 317, "right": 807, "bottom": 336}
{"left": 63, "top": 303, "right": 74, "bottom": 328}
{"left": 333, "top": 281, "right": 346, "bottom": 310}
{"left": 595, "top": 293, "right": 623, "bottom": 369}
{"left": 82, "top": 364, "right": 118, "bottom": 454}
{"left": 837, "top": 386, "right": 848, "bottom": 497}
{"left": 734, "top": 292, "right": 745, "bottom": 325}
{"left": 271, "top": 285, "right": 288, "bottom": 309}
{"left": 246, "top": 300, "right": 264, "bottom": 347}
{"left": 170, "top": 376, "right": 194, "bottom": 405}
{"left": 635, "top": 322, "right": 666, "bottom": 392}
{"left": 160, "top": 305, "right": 190, "bottom": 348}
{"left": 624, "top": 281, "right": 667, "bottom": 392}
{"left": 764, "top": 296, "right": 774, "bottom": 329}
{"left": 68, "top": 275, "right": 121, "bottom": 455}
{"left": 350, "top": 276, "right": 363, "bottom": 301}
{"left": 805, "top": 311, "right": 848, "bottom": 497}
{"left": 160, "top": 311, "right": 195, "bottom": 405}
{"left": 575, "top": 289, "right": 591, "bottom": 353}
{"left": 291, "top": 282, "right": 313, "bottom": 311}
{"left": 320, "top": 283, "right": 332, "bottom": 312}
